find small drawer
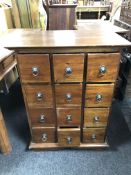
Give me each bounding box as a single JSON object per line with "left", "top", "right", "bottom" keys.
{"left": 24, "top": 85, "right": 53, "bottom": 107}
{"left": 28, "top": 108, "right": 56, "bottom": 127}
{"left": 17, "top": 54, "right": 51, "bottom": 83}
{"left": 83, "top": 128, "right": 106, "bottom": 143}
{"left": 85, "top": 84, "right": 114, "bottom": 107}
{"left": 57, "top": 108, "right": 81, "bottom": 127}
{"left": 87, "top": 53, "right": 120, "bottom": 82}
{"left": 53, "top": 54, "right": 84, "bottom": 82}
{"left": 58, "top": 128, "right": 80, "bottom": 147}
{"left": 55, "top": 84, "right": 82, "bottom": 107}
{"left": 84, "top": 108, "right": 109, "bottom": 127}
{"left": 32, "top": 127, "right": 56, "bottom": 143}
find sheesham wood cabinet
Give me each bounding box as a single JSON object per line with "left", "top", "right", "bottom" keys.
{"left": 2, "top": 29, "right": 131, "bottom": 150}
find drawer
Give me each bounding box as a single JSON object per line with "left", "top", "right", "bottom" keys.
{"left": 84, "top": 108, "right": 109, "bottom": 127}
{"left": 24, "top": 85, "right": 53, "bottom": 107}
{"left": 55, "top": 84, "right": 82, "bottom": 107}
{"left": 83, "top": 128, "right": 106, "bottom": 143}
{"left": 53, "top": 54, "right": 84, "bottom": 82}
{"left": 58, "top": 128, "right": 80, "bottom": 147}
{"left": 32, "top": 127, "right": 56, "bottom": 143}
{"left": 87, "top": 53, "right": 120, "bottom": 82}
{"left": 17, "top": 54, "right": 51, "bottom": 83}
{"left": 57, "top": 108, "right": 81, "bottom": 126}
{"left": 28, "top": 108, "right": 56, "bottom": 127}
{"left": 85, "top": 84, "right": 114, "bottom": 107}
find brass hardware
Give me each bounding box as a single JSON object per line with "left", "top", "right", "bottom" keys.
{"left": 96, "top": 94, "right": 102, "bottom": 102}
{"left": 39, "top": 114, "right": 45, "bottom": 123}
{"left": 65, "top": 93, "right": 72, "bottom": 101}
{"left": 32, "top": 67, "right": 39, "bottom": 76}
{"left": 36, "top": 92, "right": 44, "bottom": 101}
{"left": 66, "top": 115, "right": 72, "bottom": 122}
{"left": 66, "top": 136, "right": 72, "bottom": 144}
{"left": 41, "top": 133, "right": 48, "bottom": 142}
{"left": 65, "top": 67, "right": 72, "bottom": 75}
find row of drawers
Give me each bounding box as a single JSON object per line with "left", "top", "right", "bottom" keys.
{"left": 18, "top": 53, "right": 120, "bottom": 83}
{"left": 24, "top": 83, "right": 114, "bottom": 108}
{"left": 29, "top": 107, "right": 109, "bottom": 128}
{"left": 32, "top": 127, "right": 106, "bottom": 146}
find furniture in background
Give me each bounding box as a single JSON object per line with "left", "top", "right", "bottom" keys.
{"left": 1, "top": 29, "right": 130, "bottom": 150}
{"left": 0, "top": 48, "right": 18, "bottom": 154}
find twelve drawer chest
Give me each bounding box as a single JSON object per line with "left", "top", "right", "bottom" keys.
{"left": 2, "top": 29, "right": 131, "bottom": 150}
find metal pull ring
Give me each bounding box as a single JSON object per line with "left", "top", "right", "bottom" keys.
{"left": 36, "top": 92, "right": 44, "bottom": 101}
{"left": 39, "top": 114, "right": 45, "bottom": 123}
{"left": 66, "top": 115, "right": 72, "bottom": 122}
{"left": 65, "top": 93, "right": 72, "bottom": 101}
{"left": 93, "top": 116, "right": 100, "bottom": 123}
{"left": 32, "top": 67, "right": 39, "bottom": 76}
{"left": 66, "top": 136, "right": 72, "bottom": 144}
{"left": 41, "top": 133, "right": 48, "bottom": 142}
{"left": 92, "top": 134, "right": 96, "bottom": 140}
{"left": 96, "top": 94, "right": 102, "bottom": 102}
{"left": 65, "top": 67, "right": 72, "bottom": 76}
{"left": 99, "top": 65, "right": 107, "bottom": 75}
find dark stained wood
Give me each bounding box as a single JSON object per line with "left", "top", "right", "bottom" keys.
{"left": 87, "top": 53, "right": 120, "bottom": 82}
{"left": 85, "top": 84, "right": 114, "bottom": 107}
{"left": 83, "top": 128, "right": 106, "bottom": 143}
{"left": 32, "top": 127, "right": 56, "bottom": 143}
{"left": 55, "top": 84, "right": 82, "bottom": 107}
{"left": 57, "top": 108, "right": 81, "bottom": 127}
{"left": 58, "top": 128, "right": 80, "bottom": 147}
{"left": 53, "top": 54, "right": 84, "bottom": 83}
{"left": 48, "top": 5, "right": 77, "bottom": 30}
{"left": 23, "top": 84, "right": 53, "bottom": 107}
{"left": 17, "top": 54, "right": 51, "bottom": 83}
{"left": 28, "top": 108, "right": 56, "bottom": 127}
{"left": 84, "top": 108, "right": 109, "bottom": 127}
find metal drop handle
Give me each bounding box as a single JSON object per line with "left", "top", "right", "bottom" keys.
{"left": 96, "top": 94, "right": 102, "bottom": 102}
{"left": 39, "top": 114, "right": 45, "bottom": 123}
{"left": 99, "top": 65, "right": 107, "bottom": 75}
{"left": 65, "top": 93, "right": 72, "bottom": 101}
{"left": 66, "top": 136, "right": 72, "bottom": 144}
{"left": 92, "top": 134, "right": 96, "bottom": 140}
{"left": 36, "top": 92, "right": 44, "bottom": 101}
{"left": 66, "top": 115, "right": 72, "bottom": 122}
{"left": 65, "top": 67, "right": 72, "bottom": 75}
{"left": 94, "top": 116, "right": 100, "bottom": 123}
{"left": 32, "top": 67, "right": 39, "bottom": 76}
{"left": 41, "top": 133, "right": 48, "bottom": 142}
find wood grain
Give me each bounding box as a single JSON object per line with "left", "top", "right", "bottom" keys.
{"left": 83, "top": 128, "right": 106, "bottom": 143}
{"left": 55, "top": 84, "right": 82, "bottom": 107}
{"left": 23, "top": 84, "right": 53, "bottom": 107}
{"left": 57, "top": 108, "right": 81, "bottom": 127}
{"left": 28, "top": 108, "right": 56, "bottom": 127}
{"left": 87, "top": 53, "right": 120, "bottom": 82}
{"left": 84, "top": 108, "right": 109, "bottom": 127}
{"left": 17, "top": 54, "right": 51, "bottom": 83}
{"left": 32, "top": 127, "right": 56, "bottom": 143}
{"left": 53, "top": 54, "right": 84, "bottom": 83}
{"left": 58, "top": 128, "right": 80, "bottom": 147}
{"left": 85, "top": 84, "right": 114, "bottom": 107}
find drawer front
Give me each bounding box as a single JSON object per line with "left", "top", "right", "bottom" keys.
{"left": 32, "top": 127, "right": 56, "bottom": 143}
{"left": 24, "top": 85, "right": 53, "bottom": 107}
{"left": 83, "top": 128, "right": 106, "bottom": 143}
{"left": 55, "top": 84, "right": 82, "bottom": 107}
{"left": 84, "top": 108, "right": 109, "bottom": 127}
{"left": 87, "top": 53, "right": 120, "bottom": 82}
{"left": 28, "top": 108, "right": 56, "bottom": 127}
{"left": 18, "top": 54, "right": 51, "bottom": 83}
{"left": 0, "top": 55, "right": 15, "bottom": 73}
{"left": 58, "top": 128, "right": 80, "bottom": 147}
{"left": 53, "top": 54, "right": 84, "bottom": 82}
{"left": 85, "top": 84, "right": 114, "bottom": 107}
{"left": 57, "top": 108, "right": 81, "bottom": 126}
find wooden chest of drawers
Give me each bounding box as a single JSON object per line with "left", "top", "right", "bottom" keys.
{"left": 1, "top": 29, "right": 131, "bottom": 150}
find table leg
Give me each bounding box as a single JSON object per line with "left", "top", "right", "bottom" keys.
{"left": 0, "top": 108, "right": 12, "bottom": 155}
